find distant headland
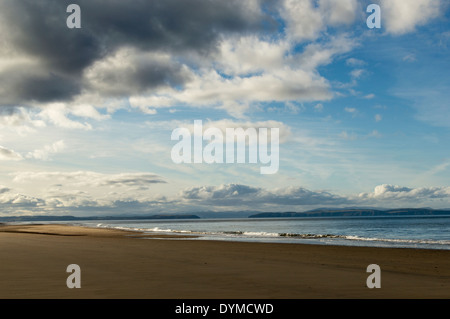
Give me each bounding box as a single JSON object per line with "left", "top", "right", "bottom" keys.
{"left": 248, "top": 208, "right": 450, "bottom": 218}
{"left": 1, "top": 208, "right": 450, "bottom": 222}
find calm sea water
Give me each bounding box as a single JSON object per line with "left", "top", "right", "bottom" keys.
{"left": 72, "top": 215, "right": 450, "bottom": 250}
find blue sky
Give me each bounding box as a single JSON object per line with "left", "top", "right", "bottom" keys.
{"left": 0, "top": 0, "right": 449, "bottom": 216}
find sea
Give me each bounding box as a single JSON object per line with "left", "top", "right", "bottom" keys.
{"left": 67, "top": 215, "right": 450, "bottom": 250}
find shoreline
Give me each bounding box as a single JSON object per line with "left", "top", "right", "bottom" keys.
{"left": 75, "top": 221, "right": 450, "bottom": 251}
{"left": 1, "top": 224, "right": 450, "bottom": 299}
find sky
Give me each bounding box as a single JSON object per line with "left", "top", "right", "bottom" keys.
{"left": 0, "top": 0, "right": 449, "bottom": 217}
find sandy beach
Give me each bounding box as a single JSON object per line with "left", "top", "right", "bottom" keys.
{"left": 0, "top": 224, "right": 449, "bottom": 299}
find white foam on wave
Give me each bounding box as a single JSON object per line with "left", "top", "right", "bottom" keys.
{"left": 344, "top": 235, "right": 450, "bottom": 245}
{"left": 243, "top": 231, "right": 279, "bottom": 237}
{"left": 90, "top": 223, "right": 450, "bottom": 248}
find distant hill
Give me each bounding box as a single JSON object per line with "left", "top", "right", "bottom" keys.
{"left": 0, "top": 214, "right": 200, "bottom": 222}
{"left": 2, "top": 208, "right": 450, "bottom": 222}
{"left": 248, "top": 208, "right": 450, "bottom": 218}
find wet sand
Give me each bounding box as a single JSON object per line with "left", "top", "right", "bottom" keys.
{"left": 0, "top": 224, "right": 449, "bottom": 299}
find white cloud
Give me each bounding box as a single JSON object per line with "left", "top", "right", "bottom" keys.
{"left": 344, "top": 107, "right": 357, "bottom": 114}
{"left": 0, "top": 191, "right": 43, "bottom": 207}
{"left": 0, "top": 107, "right": 44, "bottom": 128}
{"left": 44, "top": 191, "right": 103, "bottom": 209}
{"left": 69, "top": 103, "right": 110, "bottom": 121}
{"left": 3, "top": 171, "right": 168, "bottom": 214}
{"left": 283, "top": 101, "right": 304, "bottom": 114}
{"left": 282, "top": 0, "right": 325, "bottom": 42}
{"left": 297, "top": 34, "right": 357, "bottom": 71}
{"left": 129, "top": 95, "right": 177, "bottom": 111}
{"left": 0, "top": 145, "right": 22, "bottom": 161}
{"left": 12, "top": 171, "right": 166, "bottom": 189}
{"left": 318, "top": 0, "right": 359, "bottom": 26}
{"left": 359, "top": 184, "right": 450, "bottom": 201}
{"left": 132, "top": 31, "right": 356, "bottom": 117}
{"left": 281, "top": 0, "right": 358, "bottom": 42}
{"left": 0, "top": 99, "right": 109, "bottom": 133}
{"left": 216, "top": 35, "right": 289, "bottom": 76}
{"left": 26, "top": 140, "right": 65, "bottom": 161}
{"left": 346, "top": 58, "right": 366, "bottom": 67}
{"left": 37, "top": 103, "right": 92, "bottom": 130}
{"left": 350, "top": 69, "right": 365, "bottom": 79}
{"left": 380, "top": 0, "right": 442, "bottom": 35}
{"left": 314, "top": 103, "right": 324, "bottom": 112}
{"left": 131, "top": 67, "right": 333, "bottom": 117}
{"left": 403, "top": 54, "right": 417, "bottom": 62}
{"left": 375, "top": 114, "right": 382, "bottom": 122}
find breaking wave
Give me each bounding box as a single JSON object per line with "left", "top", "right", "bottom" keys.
{"left": 93, "top": 223, "right": 450, "bottom": 247}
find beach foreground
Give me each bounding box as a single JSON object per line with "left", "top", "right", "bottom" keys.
{"left": 0, "top": 224, "right": 449, "bottom": 299}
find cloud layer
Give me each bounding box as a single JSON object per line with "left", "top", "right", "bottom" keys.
{"left": 2, "top": 175, "right": 450, "bottom": 216}
{"left": 0, "top": 0, "right": 272, "bottom": 106}
{"left": 0, "top": 0, "right": 360, "bottom": 120}
{"left": 1, "top": 0, "right": 444, "bottom": 122}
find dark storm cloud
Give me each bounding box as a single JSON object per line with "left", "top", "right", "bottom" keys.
{"left": 82, "top": 0, "right": 270, "bottom": 53}
{"left": 0, "top": 0, "right": 275, "bottom": 105}
{"left": 15, "top": 73, "right": 82, "bottom": 103}
{"left": 85, "top": 50, "right": 192, "bottom": 96}
{"left": 133, "top": 61, "right": 188, "bottom": 91}
{"left": 0, "top": 67, "right": 81, "bottom": 105}
{"left": 1, "top": 0, "right": 101, "bottom": 73}
{"left": 97, "top": 173, "right": 167, "bottom": 188}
